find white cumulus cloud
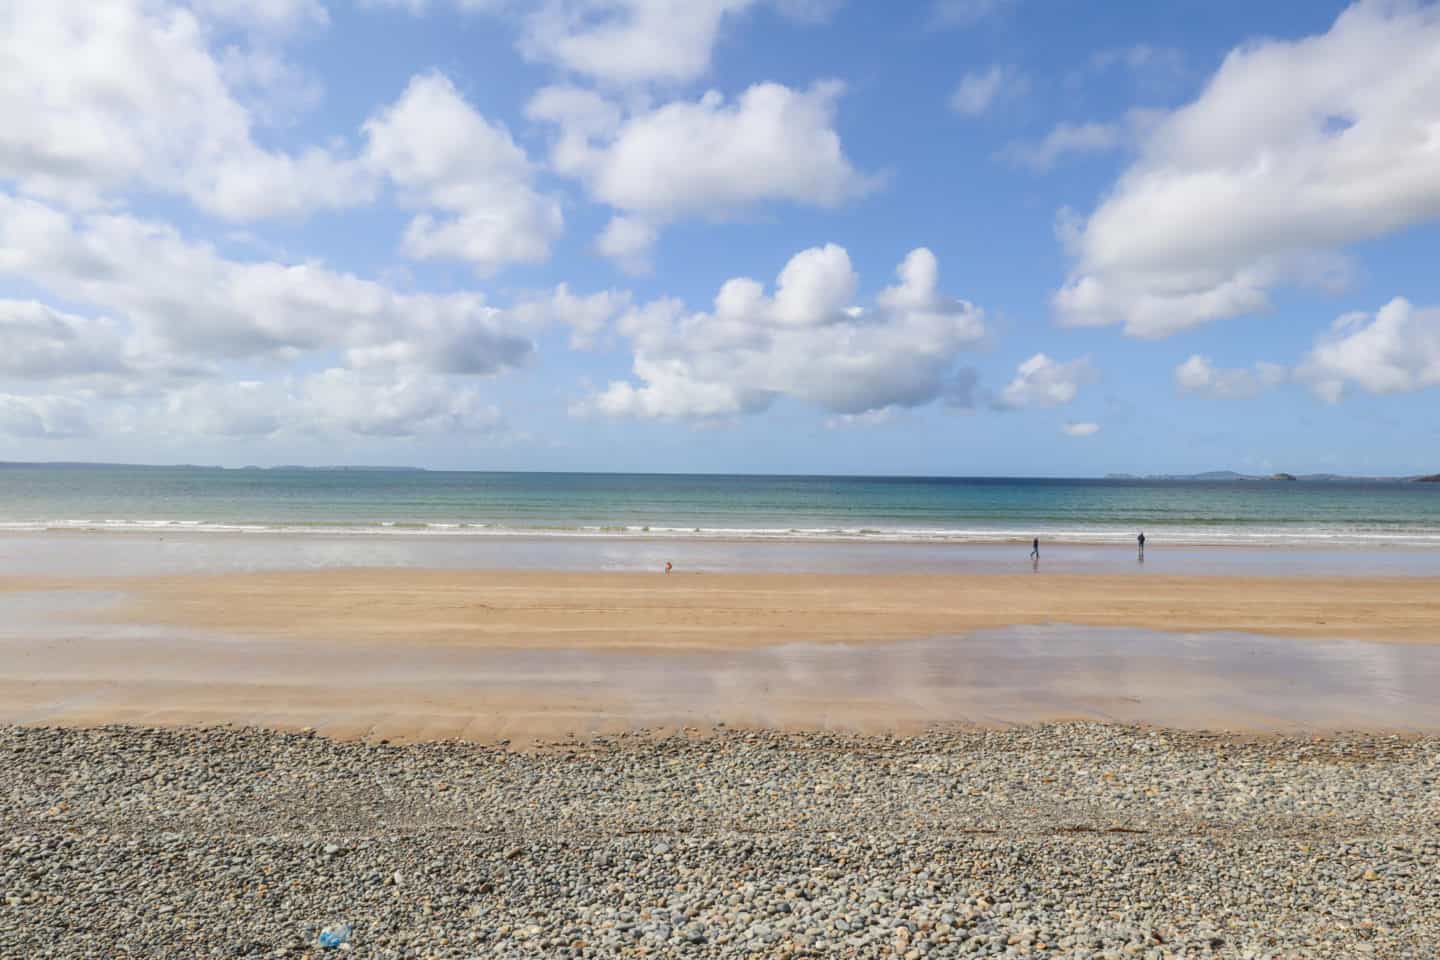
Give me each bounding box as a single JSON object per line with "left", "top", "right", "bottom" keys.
{"left": 531, "top": 80, "right": 878, "bottom": 268}
{"left": 0, "top": 0, "right": 371, "bottom": 219}
{"left": 0, "top": 193, "right": 545, "bottom": 373}
{"left": 0, "top": 301, "right": 132, "bottom": 380}
{"left": 582, "top": 245, "right": 985, "bottom": 419}
{"left": 1054, "top": 1, "right": 1440, "bottom": 337}
{"left": 363, "top": 73, "right": 563, "bottom": 273}
{"left": 518, "top": 0, "right": 836, "bottom": 87}
{"left": 163, "top": 371, "right": 506, "bottom": 439}
{"left": 994, "top": 353, "right": 1097, "bottom": 409}
{"left": 1175, "top": 354, "right": 1287, "bottom": 399}
{"left": 1298, "top": 297, "right": 1440, "bottom": 402}
{"left": 0, "top": 191, "right": 631, "bottom": 441}
{"left": 1062, "top": 421, "right": 1099, "bottom": 437}
{"left": 521, "top": 0, "right": 757, "bottom": 86}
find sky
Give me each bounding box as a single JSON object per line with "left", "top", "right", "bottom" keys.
{"left": 2, "top": 0, "right": 1439, "bottom": 476}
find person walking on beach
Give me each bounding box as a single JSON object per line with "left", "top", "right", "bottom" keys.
{"left": 1137, "top": 531, "right": 1146, "bottom": 557}
{"left": 1029, "top": 537, "right": 1039, "bottom": 560}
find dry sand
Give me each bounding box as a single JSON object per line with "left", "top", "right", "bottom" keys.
{"left": 82, "top": 568, "right": 1440, "bottom": 647}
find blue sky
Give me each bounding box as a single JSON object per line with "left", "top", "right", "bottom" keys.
{"left": 2, "top": 0, "right": 1439, "bottom": 475}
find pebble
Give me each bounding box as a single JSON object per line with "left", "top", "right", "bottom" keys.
{"left": 1, "top": 722, "right": 1436, "bottom": 958}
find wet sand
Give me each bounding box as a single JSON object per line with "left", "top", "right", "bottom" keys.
{"left": 3, "top": 616, "right": 1439, "bottom": 741}
{"left": 9, "top": 529, "right": 1440, "bottom": 576}
{"left": 1, "top": 565, "right": 1438, "bottom": 741}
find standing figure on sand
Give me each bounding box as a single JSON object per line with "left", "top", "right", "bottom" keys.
{"left": 1029, "top": 536, "right": 1040, "bottom": 571}
{"left": 1138, "top": 531, "right": 1146, "bottom": 562}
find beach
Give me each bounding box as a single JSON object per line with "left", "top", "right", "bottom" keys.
{"left": 3, "top": 524, "right": 1440, "bottom": 956}
{"left": 9, "top": 0, "right": 1440, "bottom": 950}
{"left": 3, "top": 557, "right": 1440, "bottom": 740}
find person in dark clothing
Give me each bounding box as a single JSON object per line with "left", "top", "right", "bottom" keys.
{"left": 1029, "top": 537, "right": 1039, "bottom": 560}
{"left": 1138, "top": 531, "right": 1146, "bottom": 558}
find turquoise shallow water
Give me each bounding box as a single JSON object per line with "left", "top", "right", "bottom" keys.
{"left": 2, "top": 464, "right": 1440, "bottom": 546}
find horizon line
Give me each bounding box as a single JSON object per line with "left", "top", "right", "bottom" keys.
{"left": 1, "top": 459, "right": 1431, "bottom": 482}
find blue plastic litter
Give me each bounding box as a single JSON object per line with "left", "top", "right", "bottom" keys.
{"left": 318, "top": 923, "right": 353, "bottom": 949}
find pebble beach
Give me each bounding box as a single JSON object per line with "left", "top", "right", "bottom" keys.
{"left": 4, "top": 722, "right": 1436, "bottom": 959}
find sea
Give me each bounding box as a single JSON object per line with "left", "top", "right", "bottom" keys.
{"left": 2, "top": 463, "right": 1439, "bottom": 548}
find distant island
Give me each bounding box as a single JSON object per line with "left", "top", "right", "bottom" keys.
{"left": 241, "top": 465, "right": 426, "bottom": 473}
{"left": 1105, "top": 470, "right": 1438, "bottom": 482}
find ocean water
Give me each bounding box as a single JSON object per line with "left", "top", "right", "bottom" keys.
{"left": 2, "top": 463, "right": 1439, "bottom": 547}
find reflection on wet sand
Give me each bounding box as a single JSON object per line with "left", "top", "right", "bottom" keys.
{"left": 1, "top": 586, "right": 1436, "bottom": 741}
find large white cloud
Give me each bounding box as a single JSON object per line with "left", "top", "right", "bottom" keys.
{"left": 530, "top": 80, "right": 877, "bottom": 268}
{"left": 363, "top": 73, "right": 563, "bottom": 273}
{"left": 162, "top": 371, "right": 505, "bottom": 439}
{"left": 582, "top": 245, "right": 985, "bottom": 419}
{"left": 993, "top": 353, "right": 1097, "bottom": 409}
{"left": 1, "top": 2, "right": 572, "bottom": 269}
{"left": 0, "top": 191, "right": 632, "bottom": 440}
{"left": 0, "top": 301, "right": 132, "bottom": 380}
{"left": 1175, "top": 354, "right": 1287, "bottom": 399}
{"left": 0, "top": 393, "right": 93, "bottom": 439}
{"left": 0, "top": 0, "right": 370, "bottom": 220}
{"left": 0, "top": 193, "right": 543, "bottom": 373}
{"left": 1054, "top": 1, "right": 1440, "bottom": 337}
{"left": 0, "top": 369, "right": 508, "bottom": 443}
{"left": 1298, "top": 297, "right": 1440, "bottom": 402}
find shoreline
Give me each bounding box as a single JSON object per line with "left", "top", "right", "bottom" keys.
{"left": 8, "top": 529, "right": 1440, "bottom": 578}
{"left": 7, "top": 523, "right": 1440, "bottom": 547}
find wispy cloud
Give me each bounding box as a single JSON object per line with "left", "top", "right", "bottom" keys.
{"left": 931, "top": 0, "right": 1017, "bottom": 29}
{"left": 949, "top": 64, "right": 1026, "bottom": 117}
{"left": 1000, "top": 122, "right": 1120, "bottom": 172}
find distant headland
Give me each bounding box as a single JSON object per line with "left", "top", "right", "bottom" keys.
{"left": 1105, "top": 470, "right": 1439, "bottom": 482}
